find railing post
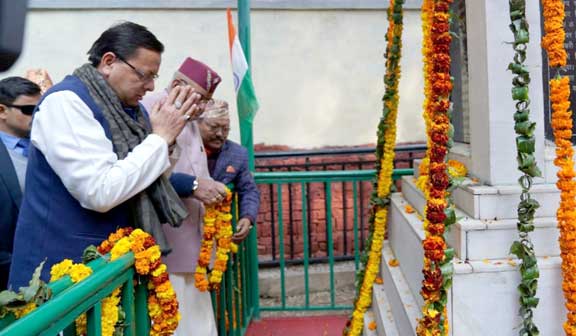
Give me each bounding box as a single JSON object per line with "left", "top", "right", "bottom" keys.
{"left": 246, "top": 219, "right": 260, "bottom": 319}
{"left": 86, "top": 303, "right": 102, "bottom": 335}
{"left": 122, "top": 269, "right": 136, "bottom": 336}
{"left": 135, "top": 277, "right": 150, "bottom": 336}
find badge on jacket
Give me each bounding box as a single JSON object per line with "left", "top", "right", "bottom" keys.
{"left": 226, "top": 165, "right": 236, "bottom": 173}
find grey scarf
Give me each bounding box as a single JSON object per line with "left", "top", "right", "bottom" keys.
{"left": 74, "top": 63, "right": 187, "bottom": 254}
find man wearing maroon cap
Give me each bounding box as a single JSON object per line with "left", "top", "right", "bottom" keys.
{"left": 141, "top": 57, "right": 225, "bottom": 335}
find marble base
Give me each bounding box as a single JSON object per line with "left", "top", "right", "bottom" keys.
{"left": 379, "top": 180, "right": 566, "bottom": 335}
{"left": 379, "top": 240, "right": 565, "bottom": 336}
{"left": 399, "top": 177, "right": 560, "bottom": 260}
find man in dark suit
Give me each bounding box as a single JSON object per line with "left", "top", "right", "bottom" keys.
{"left": 0, "top": 77, "right": 41, "bottom": 289}
{"left": 198, "top": 99, "right": 260, "bottom": 242}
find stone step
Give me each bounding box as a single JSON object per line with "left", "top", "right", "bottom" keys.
{"left": 380, "top": 242, "right": 420, "bottom": 336}
{"left": 388, "top": 193, "right": 424, "bottom": 302}
{"left": 411, "top": 159, "right": 561, "bottom": 220}
{"left": 399, "top": 177, "right": 560, "bottom": 260}
{"left": 378, "top": 239, "right": 565, "bottom": 335}
{"left": 372, "top": 283, "right": 399, "bottom": 336}
{"left": 363, "top": 309, "right": 379, "bottom": 336}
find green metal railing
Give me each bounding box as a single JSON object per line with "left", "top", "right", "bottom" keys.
{"left": 0, "top": 168, "right": 411, "bottom": 334}
{"left": 253, "top": 168, "right": 412, "bottom": 312}
{"left": 0, "top": 253, "right": 149, "bottom": 336}
{"left": 0, "top": 198, "right": 259, "bottom": 336}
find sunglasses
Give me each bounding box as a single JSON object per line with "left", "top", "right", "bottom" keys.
{"left": 5, "top": 103, "right": 36, "bottom": 116}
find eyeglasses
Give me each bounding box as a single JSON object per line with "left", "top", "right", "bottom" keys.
{"left": 117, "top": 55, "right": 159, "bottom": 83}
{"left": 4, "top": 103, "right": 36, "bottom": 116}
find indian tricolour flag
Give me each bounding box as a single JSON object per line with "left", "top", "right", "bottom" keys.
{"left": 227, "top": 8, "right": 259, "bottom": 122}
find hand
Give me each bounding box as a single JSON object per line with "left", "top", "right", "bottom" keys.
{"left": 232, "top": 218, "right": 252, "bottom": 243}
{"left": 193, "top": 178, "right": 227, "bottom": 205}
{"left": 150, "top": 85, "right": 202, "bottom": 145}
{"left": 175, "top": 85, "right": 204, "bottom": 121}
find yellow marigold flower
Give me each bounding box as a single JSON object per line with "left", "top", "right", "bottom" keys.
{"left": 149, "top": 301, "right": 163, "bottom": 317}
{"left": 151, "top": 264, "right": 167, "bottom": 277}
{"left": 13, "top": 302, "right": 37, "bottom": 319}
{"left": 447, "top": 159, "right": 467, "bottom": 178}
{"left": 388, "top": 259, "right": 400, "bottom": 267}
{"left": 50, "top": 259, "right": 74, "bottom": 282}
{"left": 156, "top": 287, "right": 176, "bottom": 301}
{"left": 425, "top": 307, "right": 440, "bottom": 319}
{"left": 416, "top": 175, "right": 429, "bottom": 192}
{"left": 101, "top": 291, "right": 121, "bottom": 336}
{"left": 110, "top": 237, "right": 132, "bottom": 261}
{"left": 368, "top": 321, "right": 377, "bottom": 330}
{"left": 147, "top": 245, "right": 161, "bottom": 262}
{"left": 75, "top": 314, "right": 87, "bottom": 335}
{"left": 69, "top": 264, "right": 93, "bottom": 283}
{"left": 130, "top": 228, "right": 147, "bottom": 238}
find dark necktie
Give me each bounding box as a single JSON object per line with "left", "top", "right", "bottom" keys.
{"left": 17, "top": 138, "right": 30, "bottom": 157}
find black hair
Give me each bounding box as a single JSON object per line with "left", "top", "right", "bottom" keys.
{"left": 0, "top": 77, "right": 41, "bottom": 105}
{"left": 87, "top": 21, "right": 164, "bottom": 66}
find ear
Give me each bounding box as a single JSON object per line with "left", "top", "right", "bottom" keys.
{"left": 0, "top": 104, "right": 8, "bottom": 120}
{"left": 98, "top": 52, "right": 117, "bottom": 77}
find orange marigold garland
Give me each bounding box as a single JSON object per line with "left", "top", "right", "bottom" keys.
{"left": 195, "top": 188, "right": 237, "bottom": 291}
{"left": 98, "top": 228, "right": 181, "bottom": 336}
{"left": 343, "top": 1, "right": 404, "bottom": 335}
{"left": 541, "top": 0, "right": 576, "bottom": 334}
{"left": 416, "top": 1, "right": 454, "bottom": 335}
{"left": 541, "top": 0, "right": 567, "bottom": 67}
{"left": 550, "top": 77, "right": 576, "bottom": 335}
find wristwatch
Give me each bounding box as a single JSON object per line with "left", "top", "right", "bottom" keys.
{"left": 192, "top": 178, "right": 199, "bottom": 194}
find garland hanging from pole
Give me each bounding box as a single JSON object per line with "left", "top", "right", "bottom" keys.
{"left": 540, "top": 0, "right": 576, "bottom": 334}
{"left": 507, "top": 1, "right": 542, "bottom": 335}
{"left": 343, "top": 0, "right": 404, "bottom": 334}
{"left": 416, "top": 0, "right": 454, "bottom": 335}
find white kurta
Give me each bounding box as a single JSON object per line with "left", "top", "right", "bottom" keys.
{"left": 32, "top": 90, "right": 171, "bottom": 212}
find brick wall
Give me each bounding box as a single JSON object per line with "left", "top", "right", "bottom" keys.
{"left": 253, "top": 144, "right": 425, "bottom": 263}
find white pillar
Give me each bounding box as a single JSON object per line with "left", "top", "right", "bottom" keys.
{"left": 465, "top": 0, "right": 545, "bottom": 186}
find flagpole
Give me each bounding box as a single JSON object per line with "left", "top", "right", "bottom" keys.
{"left": 238, "top": 0, "right": 254, "bottom": 171}
{"left": 237, "top": 0, "right": 260, "bottom": 321}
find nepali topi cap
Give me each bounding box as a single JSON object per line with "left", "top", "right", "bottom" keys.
{"left": 177, "top": 57, "right": 221, "bottom": 98}
{"left": 201, "top": 99, "right": 229, "bottom": 119}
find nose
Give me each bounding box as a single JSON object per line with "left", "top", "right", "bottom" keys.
{"left": 144, "top": 79, "right": 155, "bottom": 92}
